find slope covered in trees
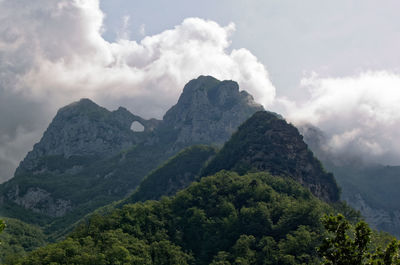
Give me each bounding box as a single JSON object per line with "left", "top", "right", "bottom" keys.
{"left": 201, "top": 111, "right": 340, "bottom": 202}
{"left": 16, "top": 171, "right": 334, "bottom": 265}
{"left": 124, "top": 145, "right": 217, "bottom": 204}
{"left": 0, "top": 218, "right": 46, "bottom": 264}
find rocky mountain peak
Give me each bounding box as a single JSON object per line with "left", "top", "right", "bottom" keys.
{"left": 56, "top": 98, "right": 105, "bottom": 118}
{"left": 15, "top": 99, "right": 152, "bottom": 175}
{"left": 202, "top": 111, "right": 340, "bottom": 202}
{"left": 163, "top": 75, "right": 264, "bottom": 146}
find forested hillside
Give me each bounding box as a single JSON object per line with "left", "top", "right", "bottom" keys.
{"left": 15, "top": 171, "right": 334, "bottom": 264}
{"left": 124, "top": 145, "right": 217, "bottom": 204}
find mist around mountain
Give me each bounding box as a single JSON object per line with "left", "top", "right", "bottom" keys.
{"left": 300, "top": 123, "right": 400, "bottom": 237}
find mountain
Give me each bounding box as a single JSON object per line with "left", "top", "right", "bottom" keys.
{"left": 15, "top": 98, "right": 159, "bottom": 176}
{"left": 121, "top": 110, "right": 340, "bottom": 210}
{"left": 162, "top": 76, "right": 263, "bottom": 149}
{"left": 321, "top": 163, "right": 400, "bottom": 238}
{"left": 124, "top": 145, "right": 217, "bottom": 204}
{"left": 299, "top": 124, "right": 400, "bottom": 237}
{"left": 4, "top": 108, "right": 393, "bottom": 264}
{"left": 2, "top": 85, "right": 371, "bottom": 264}
{"left": 0, "top": 76, "right": 263, "bottom": 235}
{"left": 201, "top": 111, "right": 340, "bottom": 203}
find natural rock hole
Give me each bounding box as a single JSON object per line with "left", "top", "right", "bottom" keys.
{"left": 130, "top": 121, "right": 145, "bottom": 132}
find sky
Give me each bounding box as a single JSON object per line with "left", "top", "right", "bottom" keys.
{"left": 0, "top": 0, "right": 400, "bottom": 181}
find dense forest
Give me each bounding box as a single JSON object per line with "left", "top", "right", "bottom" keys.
{"left": 9, "top": 171, "right": 331, "bottom": 264}
{"left": 0, "top": 171, "right": 396, "bottom": 264}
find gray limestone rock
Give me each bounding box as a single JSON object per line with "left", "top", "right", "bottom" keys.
{"left": 163, "top": 75, "right": 264, "bottom": 148}
{"left": 16, "top": 98, "right": 159, "bottom": 175}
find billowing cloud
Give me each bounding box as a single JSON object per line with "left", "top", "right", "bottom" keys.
{"left": 0, "top": 0, "right": 275, "bottom": 115}
{"left": 0, "top": 0, "right": 275, "bottom": 181}
{"left": 281, "top": 71, "right": 400, "bottom": 165}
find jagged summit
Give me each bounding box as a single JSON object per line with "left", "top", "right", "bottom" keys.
{"left": 15, "top": 76, "right": 263, "bottom": 177}
{"left": 202, "top": 111, "right": 340, "bottom": 202}
{"left": 163, "top": 75, "right": 264, "bottom": 146}
{"left": 56, "top": 98, "right": 108, "bottom": 117}
{"left": 15, "top": 98, "right": 151, "bottom": 175}
{"left": 65, "top": 98, "right": 98, "bottom": 107}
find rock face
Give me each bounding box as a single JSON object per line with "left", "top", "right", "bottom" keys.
{"left": 0, "top": 76, "right": 264, "bottom": 230}
{"left": 7, "top": 186, "right": 71, "bottom": 217}
{"left": 345, "top": 192, "right": 400, "bottom": 237}
{"left": 16, "top": 99, "right": 159, "bottom": 175}
{"left": 163, "top": 76, "right": 263, "bottom": 148}
{"left": 202, "top": 111, "right": 340, "bottom": 202}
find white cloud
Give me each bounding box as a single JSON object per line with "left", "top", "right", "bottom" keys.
{"left": 3, "top": 0, "right": 399, "bottom": 177}
{"left": 0, "top": 0, "right": 275, "bottom": 117}
{"left": 117, "top": 15, "right": 131, "bottom": 40}
{"left": 281, "top": 71, "right": 400, "bottom": 165}
{"left": 139, "top": 24, "right": 146, "bottom": 36}
{"left": 0, "top": 0, "right": 275, "bottom": 180}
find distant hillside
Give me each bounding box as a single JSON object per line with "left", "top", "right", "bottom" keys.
{"left": 124, "top": 145, "right": 217, "bottom": 205}
{"left": 202, "top": 111, "right": 340, "bottom": 202}
{"left": 300, "top": 123, "right": 400, "bottom": 237}
{"left": 0, "top": 76, "right": 263, "bottom": 236}
{"left": 325, "top": 164, "right": 400, "bottom": 237}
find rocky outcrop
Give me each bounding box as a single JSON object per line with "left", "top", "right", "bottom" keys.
{"left": 345, "top": 193, "right": 400, "bottom": 237}
{"left": 202, "top": 111, "right": 340, "bottom": 202}
{"left": 163, "top": 76, "right": 264, "bottom": 148}
{"left": 6, "top": 185, "right": 71, "bottom": 217}
{"left": 16, "top": 99, "right": 159, "bottom": 175}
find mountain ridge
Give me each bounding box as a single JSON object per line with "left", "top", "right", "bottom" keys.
{"left": 0, "top": 76, "right": 264, "bottom": 235}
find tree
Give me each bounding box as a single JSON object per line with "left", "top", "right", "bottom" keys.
{"left": 318, "top": 214, "right": 400, "bottom": 265}
{"left": 0, "top": 219, "right": 5, "bottom": 233}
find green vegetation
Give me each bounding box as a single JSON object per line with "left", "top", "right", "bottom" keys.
{"left": 318, "top": 214, "right": 400, "bottom": 264}
{"left": 0, "top": 218, "right": 47, "bottom": 264}
{"left": 0, "top": 219, "right": 4, "bottom": 233}
{"left": 17, "top": 171, "right": 334, "bottom": 264}
{"left": 124, "top": 145, "right": 217, "bottom": 204}
{"left": 201, "top": 111, "right": 340, "bottom": 202}
{"left": 0, "top": 139, "right": 176, "bottom": 237}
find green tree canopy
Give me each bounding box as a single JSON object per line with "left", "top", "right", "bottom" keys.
{"left": 318, "top": 214, "right": 400, "bottom": 265}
